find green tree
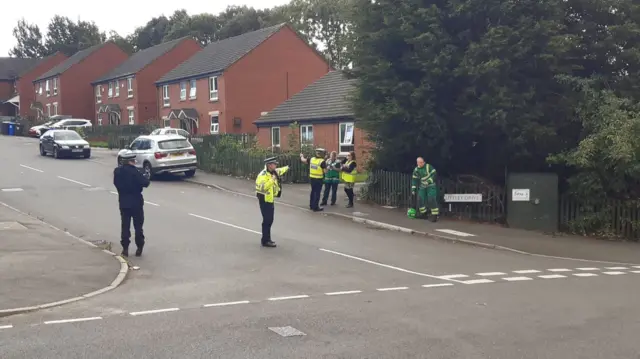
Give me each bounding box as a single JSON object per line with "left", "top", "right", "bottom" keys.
{"left": 44, "top": 16, "right": 106, "bottom": 56}
{"left": 129, "top": 16, "right": 171, "bottom": 51}
{"left": 108, "top": 31, "right": 134, "bottom": 54}
{"left": 9, "top": 19, "right": 47, "bottom": 58}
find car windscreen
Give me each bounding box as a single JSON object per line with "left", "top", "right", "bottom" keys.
{"left": 54, "top": 131, "right": 82, "bottom": 141}
{"left": 158, "top": 139, "right": 190, "bottom": 150}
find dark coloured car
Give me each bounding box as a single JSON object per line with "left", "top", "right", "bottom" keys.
{"left": 39, "top": 130, "right": 91, "bottom": 159}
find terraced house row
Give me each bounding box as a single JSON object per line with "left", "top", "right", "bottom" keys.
{"left": 2, "top": 23, "right": 368, "bottom": 157}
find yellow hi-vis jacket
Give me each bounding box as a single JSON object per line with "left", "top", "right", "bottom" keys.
{"left": 309, "top": 157, "right": 324, "bottom": 179}
{"left": 255, "top": 166, "right": 290, "bottom": 203}
{"left": 341, "top": 160, "right": 357, "bottom": 183}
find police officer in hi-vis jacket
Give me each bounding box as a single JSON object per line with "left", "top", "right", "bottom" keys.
{"left": 300, "top": 148, "right": 327, "bottom": 212}
{"left": 255, "top": 157, "right": 289, "bottom": 247}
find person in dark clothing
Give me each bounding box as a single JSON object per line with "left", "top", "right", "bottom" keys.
{"left": 340, "top": 151, "right": 358, "bottom": 208}
{"left": 113, "top": 152, "right": 150, "bottom": 257}
{"left": 300, "top": 148, "right": 327, "bottom": 212}
{"left": 321, "top": 151, "right": 341, "bottom": 206}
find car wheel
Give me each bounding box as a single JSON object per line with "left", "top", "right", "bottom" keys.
{"left": 39, "top": 145, "right": 46, "bottom": 156}
{"left": 84, "top": 152, "right": 91, "bottom": 159}
{"left": 143, "top": 162, "right": 153, "bottom": 180}
{"left": 53, "top": 147, "right": 60, "bottom": 159}
{"left": 184, "top": 169, "right": 196, "bottom": 178}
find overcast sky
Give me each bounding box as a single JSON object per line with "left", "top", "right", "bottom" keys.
{"left": 1, "top": 0, "right": 290, "bottom": 57}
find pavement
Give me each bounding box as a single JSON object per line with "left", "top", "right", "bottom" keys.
{"left": 1, "top": 135, "right": 640, "bottom": 358}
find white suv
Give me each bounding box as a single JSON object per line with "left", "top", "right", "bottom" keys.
{"left": 150, "top": 127, "right": 190, "bottom": 137}
{"left": 117, "top": 135, "right": 197, "bottom": 179}
{"left": 49, "top": 119, "right": 92, "bottom": 130}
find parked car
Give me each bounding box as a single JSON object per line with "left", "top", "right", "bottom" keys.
{"left": 28, "top": 120, "right": 56, "bottom": 137}
{"left": 45, "top": 119, "right": 92, "bottom": 132}
{"left": 150, "top": 127, "right": 191, "bottom": 137}
{"left": 117, "top": 135, "right": 197, "bottom": 179}
{"left": 39, "top": 130, "right": 91, "bottom": 159}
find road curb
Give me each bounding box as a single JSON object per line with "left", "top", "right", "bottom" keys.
{"left": 0, "top": 201, "right": 129, "bottom": 318}
{"left": 183, "top": 178, "right": 640, "bottom": 266}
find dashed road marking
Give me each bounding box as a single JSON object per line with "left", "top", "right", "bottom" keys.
{"left": 203, "top": 301, "right": 250, "bottom": 308}
{"left": 548, "top": 268, "right": 573, "bottom": 272}
{"left": 44, "top": 317, "right": 102, "bottom": 325}
{"left": 144, "top": 201, "right": 159, "bottom": 206}
{"left": 1, "top": 188, "right": 23, "bottom": 192}
{"left": 462, "top": 279, "right": 494, "bottom": 284}
{"left": 476, "top": 272, "right": 506, "bottom": 276}
{"left": 109, "top": 191, "right": 117, "bottom": 195}
{"left": 603, "top": 271, "right": 626, "bottom": 275}
{"left": 376, "top": 287, "right": 409, "bottom": 291}
{"left": 129, "top": 308, "right": 180, "bottom": 316}
{"left": 20, "top": 164, "right": 43, "bottom": 173}
{"left": 422, "top": 283, "right": 455, "bottom": 288}
{"left": 435, "top": 229, "right": 476, "bottom": 237}
{"left": 268, "top": 295, "right": 309, "bottom": 301}
{"left": 502, "top": 276, "right": 533, "bottom": 281}
{"left": 573, "top": 273, "right": 598, "bottom": 277}
{"left": 605, "top": 267, "right": 628, "bottom": 270}
{"left": 576, "top": 267, "right": 599, "bottom": 271}
{"left": 325, "top": 290, "right": 362, "bottom": 296}
{"left": 631, "top": 271, "right": 640, "bottom": 274}
{"left": 189, "top": 213, "right": 261, "bottom": 235}
{"left": 538, "top": 274, "right": 566, "bottom": 279}
{"left": 0, "top": 325, "right": 13, "bottom": 330}
{"left": 57, "top": 176, "right": 91, "bottom": 187}
{"left": 438, "top": 274, "right": 469, "bottom": 279}
{"left": 513, "top": 270, "right": 540, "bottom": 274}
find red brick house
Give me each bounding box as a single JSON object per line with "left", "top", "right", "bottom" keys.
{"left": 91, "top": 37, "right": 201, "bottom": 126}
{"left": 255, "top": 71, "right": 372, "bottom": 164}
{"left": 155, "top": 23, "right": 331, "bottom": 135}
{"left": 33, "top": 42, "right": 128, "bottom": 121}
{"left": 0, "top": 54, "right": 67, "bottom": 118}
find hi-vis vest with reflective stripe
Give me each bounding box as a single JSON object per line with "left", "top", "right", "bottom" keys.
{"left": 255, "top": 166, "right": 289, "bottom": 203}
{"left": 309, "top": 157, "right": 324, "bottom": 179}
{"left": 341, "top": 160, "right": 357, "bottom": 183}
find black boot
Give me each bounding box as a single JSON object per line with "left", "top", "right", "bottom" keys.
{"left": 135, "top": 247, "right": 143, "bottom": 257}
{"left": 262, "top": 241, "right": 277, "bottom": 248}
{"left": 121, "top": 247, "right": 129, "bottom": 257}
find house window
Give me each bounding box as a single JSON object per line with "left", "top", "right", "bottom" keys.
{"left": 127, "top": 77, "right": 133, "bottom": 97}
{"left": 339, "top": 122, "right": 355, "bottom": 153}
{"left": 96, "top": 85, "right": 101, "bottom": 103}
{"left": 210, "top": 115, "right": 219, "bottom": 134}
{"left": 115, "top": 80, "right": 120, "bottom": 97}
{"left": 180, "top": 81, "right": 187, "bottom": 100}
{"left": 97, "top": 114, "right": 102, "bottom": 126}
{"left": 271, "top": 127, "right": 281, "bottom": 148}
{"left": 128, "top": 109, "right": 135, "bottom": 125}
{"left": 53, "top": 78, "right": 58, "bottom": 95}
{"left": 46, "top": 104, "right": 51, "bottom": 116}
{"left": 209, "top": 76, "right": 218, "bottom": 101}
{"left": 163, "top": 117, "right": 171, "bottom": 127}
{"left": 38, "top": 83, "right": 42, "bottom": 95}
{"left": 189, "top": 79, "right": 196, "bottom": 99}
{"left": 300, "top": 125, "right": 313, "bottom": 146}
{"left": 45, "top": 80, "right": 50, "bottom": 97}
{"left": 108, "top": 82, "right": 113, "bottom": 97}
{"left": 53, "top": 103, "right": 58, "bottom": 116}
{"left": 162, "top": 85, "right": 170, "bottom": 107}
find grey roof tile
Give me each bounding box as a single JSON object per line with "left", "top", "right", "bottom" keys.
{"left": 254, "top": 71, "right": 356, "bottom": 125}
{"left": 156, "top": 24, "right": 286, "bottom": 84}
{"left": 0, "top": 57, "right": 42, "bottom": 80}
{"left": 93, "top": 37, "right": 195, "bottom": 84}
{"left": 35, "top": 42, "right": 112, "bottom": 82}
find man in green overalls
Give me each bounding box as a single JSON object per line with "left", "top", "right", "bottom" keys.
{"left": 409, "top": 157, "right": 439, "bottom": 222}
{"left": 321, "top": 151, "right": 341, "bottom": 206}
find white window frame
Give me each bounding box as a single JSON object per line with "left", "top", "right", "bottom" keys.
{"left": 271, "top": 127, "right": 281, "bottom": 148}
{"left": 38, "top": 83, "right": 42, "bottom": 95}
{"left": 210, "top": 115, "right": 219, "bottom": 134}
{"left": 300, "top": 124, "right": 313, "bottom": 146}
{"left": 180, "top": 81, "right": 187, "bottom": 100}
{"left": 339, "top": 122, "right": 355, "bottom": 153}
{"left": 189, "top": 79, "right": 196, "bottom": 99}
{"left": 97, "top": 115, "right": 102, "bottom": 126}
{"left": 53, "top": 78, "right": 58, "bottom": 95}
{"left": 46, "top": 103, "right": 51, "bottom": 116}
{"left": 128, "top": 109, "right": 135, "bottom": 125}
{"left": 45, "top": 80, "right": 50, "bottom": 97}
{"left": 96, "top": 85, "right": 101, "bottom": 103}
{"left": 115, "top": 80, "right": 120, "bottom": 97}
{"left": 127, "top": 77, "right": 133, "bottom": 98}
{"left": 53, "top": 102, "right": 58, "bottom": 116}
{"left": 163, "top": 117, "right": 170, "bottom": 127}
{"left": 209, "top": 76, "right": 218, "bottom": 101}
{"left": 108, "top": 82, "right": 113, "bottom": 97}
{"left": 162, "top": 85, "right": 170, "bottom": 107}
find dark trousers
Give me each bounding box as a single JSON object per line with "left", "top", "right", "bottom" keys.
{"left": 120, "top": 207, "right": 145, "bottom": 249}
{"left": 309, "top": 178, "right": 324, "bottom": 210}
{"left": 321, "top": 182, "right": 339, "bottom": 205}
{"left": 258, "top": 194, "right": 274, "bottom": 243}
{"left": 344, "top": 183, "right": 355, "bottom": 205}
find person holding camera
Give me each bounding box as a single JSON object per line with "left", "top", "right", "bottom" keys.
{"left": 255, "top": 157, "right": 290, "bottom": 248}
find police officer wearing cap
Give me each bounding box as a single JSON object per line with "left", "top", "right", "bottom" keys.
{"left": 113, "top": 151, "right": 150, "bottom": 257}
{"left": 300, "top": 148, "right": 327, "bottom": 212}
{"left": 255, "top": 157, "right": 289, "bottom": 247}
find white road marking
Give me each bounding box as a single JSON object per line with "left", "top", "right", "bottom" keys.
{"left": 547, "top": 268, "right": 573, "bottom": 272}
{"left": 57, "top": 176, "right": 91, "bottom": 187}
{"left": 502, "top": 277, "right": 533, "bottom": 281}
{"left": 438, "top": 274, "right": 468, "bottom": 279}
{"left": 513, "top": 270, "right": 540, "bottom": 274}
{"left": 633, "top": 266, "right": 640, "bottom": 269}
{"left": 376, "top": 287, "right": 409, "bottom": 291}
{"left": 319, "top": 248, "right": 467, "bottom": 284}
{"left": 1, "top": 188, "right": 23, "bottom": 192}
{"left": 203, "top": 300, "right": 250, "bottom": 308}
{"left": 0, "top": 325, "right": 13, "bottom": 330}
{"left": 435, "top": 229, "right": 476, "bottom": 237}
{"left": 44, "top": 317, "right": 102, "bottom": 325}
{"left": 605, "top": 267, "right": 628, "bottom": 270}
{"left": 189, "top": 213, "right": 261, "bottom": 235}
{"left": 603, "top": 271, "right": 626, "bottom": 275}
{"left": 573, "top": 273, "right": 598, "bottom": 277}
{"left": 268, "top": 295, "right": 309, "bottom": 301}
{"left": 20, "top": 164, "right": 43, "bottom": 173}
{"left": 631, "top": 271, "right": 640, "bottom": 274}
{"left": 538, "top": 274, "right": 566, "bottom": 279}
{"left": 576, "top": 267, "right": 599, "bottom": 271}
{"left": 476, "top": 272, "right": 506, "bottom": 276}
{"left": 325, "top": 290, "right": 362, "bottom": 296}
{"left": 129, "top": 308, "right": 180, "bottom": 316}
{"left": 422, "top": 283, "right": 455, "bottom": 288}
{"left": 461, "top": 279, "right": 494, "bottom": 284}
{"left": 109, "top": 191, "right": 117, "bottom": 195}
{"left": 144, "top": 201, "right": 159, "bottom": 206}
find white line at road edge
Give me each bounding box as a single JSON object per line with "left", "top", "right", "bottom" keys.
{"left": 44, "top": 317, "right": 102, "bottom": 325}
{"left": 203, "top": 301, "right": 250, "bottom": 308}
{"left": 20, "top": 164, "right": 44, "bottom": 173}
{"left": 268, "top": 295, "right": 310, "bottom": 301}
{"left": 129, "top": 308, "right": 180, "bottom": 316}
{"left": 325, "top": 290, "right": 363, "bottom": 296}
{"left": 57, "top": 176, "right": 91, "bottom": 187}
{"left": 189, "top": 213, "right": 261, "bottom": 235}
{"left": 319, "top": 248, "right": 466, "bottom": 284}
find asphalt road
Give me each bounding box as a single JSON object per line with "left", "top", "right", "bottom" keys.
{"left": 1, "top": 136, "right": 639, "bottom": 358}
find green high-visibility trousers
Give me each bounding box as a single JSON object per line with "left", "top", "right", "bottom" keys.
{"left": 418, "top": 185, "right": 439, "bottom": 216}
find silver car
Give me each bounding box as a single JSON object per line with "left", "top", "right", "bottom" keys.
{"left": 117, "top": 135, "right": 197, "bottom": 179}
